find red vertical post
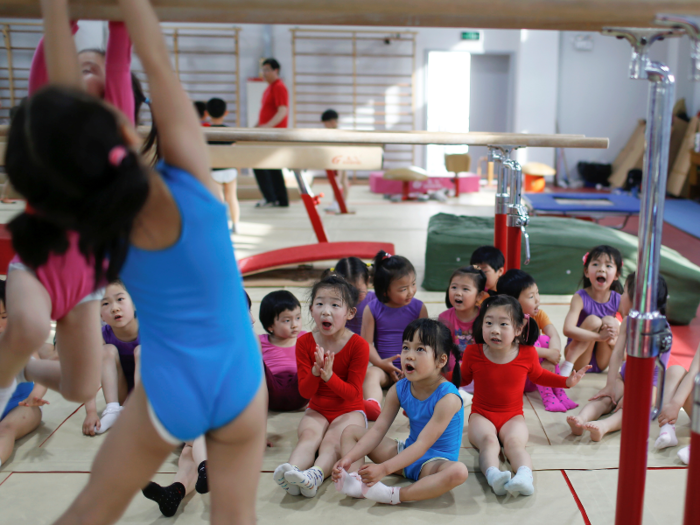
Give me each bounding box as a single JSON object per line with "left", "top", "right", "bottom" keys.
{"left": 684, "top": 431, "right": 700, "bottom": 525}
{"left": 300, "top": 194, "right": 329, "bottom": 243}
{"left": 494, "top": 214, "right": 508, "bottom": 266}
{"left": 506, "top": 225, "right": 521, "bottom": 270}
{"left": 325, "top": 170, "right": 348, "bottom": 214}
{"left": 615, "top": 356, "right": 656, "bottom": 525}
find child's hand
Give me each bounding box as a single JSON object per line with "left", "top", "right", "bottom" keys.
{"left": 613, "top": 396, "right": 624, "bottom": 413}
{"left": 358, "top": 463, "right": 387, "bottom": 487}
{"left": 18, "top": 396, "right": 50, "bottom": 408}
{"left": 658, "top": 401, "right": 681, "bottom": 426}
{"left": 566, "top": 365, "right": 592, "bottom": 388}
{"left": 379, "top": 355, "right": 403, "bottom": 382}
{"left": 332, "top": 457, "right": 353, "bottom": 482}
{"left": 546, "top": 347, "right": 561, "bottom": 365}
{"left": 320, "top": 351, "right": 334, "bottom": 382}
{"left": 82, "top": 413, "right": 101, "bottom": 436}
{"left": 315, "top": 345, "right": 326, "bottom": 368}
{"left": 589, "top": 385, "right": 617, "bottom": 405}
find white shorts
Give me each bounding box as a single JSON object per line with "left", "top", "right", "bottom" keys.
{"left": 211, "top": 168, "right": 238, "bottom": 184}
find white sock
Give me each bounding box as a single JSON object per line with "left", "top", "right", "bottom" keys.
{"left": 458, "top": 388, "right": 473, "bottom": 407}
{"left": 0, "top": 378, "right": 17, "bottom": 417}
{"left": 485, "top": 466, "right": 511, "bottom": 496}
{"left": 334, "top": 469, "right": 365, "bottom": 499}
{"left": 559, "top": 361, "right": 574, "bottom": 377}
{"left": 273, "top": 463, "right": 300, "bottom": 496}
{"left": 361, "top": 481, "right": 401, "bottom": 505}
{"left": 96, "top": 403, "right": 122, "bottom": 435}
{"left": 504, "top": 466, "right": 535, "bottom": 497}
{"left": 654, "top": 423, "right": 678, "bottom": 449}
{"left": 285, "top": 466, "right": 324, "bottom": 498}
{"left": 678, "top": 446, "right": 690, "bottom": 465}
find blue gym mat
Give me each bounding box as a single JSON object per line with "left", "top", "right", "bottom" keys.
{"left": 663, "top": 199, "right": 700, "bottom": 239}
{"left": 524, "top": 192, "right": 641, "bottom": 214}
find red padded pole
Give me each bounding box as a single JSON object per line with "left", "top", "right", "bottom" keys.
{"left": 494, "top": 213, "right": 508, "bottom": 265}
{"left": 325, "top": 170, "right": 348, "bottom": 213}
{"left": 684, "top": 430, "right": 700, "bottom": 525}
{"left": 506, "top": 225, "right": 521, "bottom": 271}
{"left": 301, "top": 193, "right": 329, "bottom": 243}
{"left": 615, "top": 356, "right": 656, "bottom": 525}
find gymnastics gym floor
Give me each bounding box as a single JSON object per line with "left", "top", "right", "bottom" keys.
{"left": 0, "top": 182, "right": 693, "bottom": 524}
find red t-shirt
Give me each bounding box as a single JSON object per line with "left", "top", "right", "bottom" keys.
{"left": 296, "top": 332, "right": 369, "bottom": 416}
{"left": 259, "top": 79, "right": 289, "bottom": 128}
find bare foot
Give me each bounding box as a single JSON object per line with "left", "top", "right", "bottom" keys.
{"left": 584, "top": 422, "right": 607, "bottom": 442}
{"left": 567, "top": 415, "right": 585, "bottom": 436}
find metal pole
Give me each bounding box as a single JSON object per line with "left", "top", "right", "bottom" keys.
{"left": 490, "top": 146, "right": 512, "bottom": 262}
{"left": 615, "top": 60, "right": 675, "bottom": 525}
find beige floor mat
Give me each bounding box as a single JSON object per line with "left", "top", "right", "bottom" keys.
{"left": 0, "top": 469, "right": 585, "bottom": 525}
{"left": 564, "top": 468, "right": 688, "bottom": 525}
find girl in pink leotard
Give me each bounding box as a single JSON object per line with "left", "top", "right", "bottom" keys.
{"left": 0, "top": 9, "right": 137, "bottom": 417}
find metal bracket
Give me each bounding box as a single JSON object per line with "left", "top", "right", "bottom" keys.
{"left": 656, "top": 14, "right": 700, "bottom": 80}
{"left": 601, "top": 27, "right": 682, "bottom": 79}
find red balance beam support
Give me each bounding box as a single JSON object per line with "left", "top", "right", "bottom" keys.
{"left": 683, "top": 374, "right": 700, "bottom": 525}
{"left": 494, "top": 213, "right": 508, "bottom": 264}
{"left": 506, "top": 224, "right": 521, "bottom": 271}
{"left": 325, "top": 170, "right": 348, "bottom": 213}
{"left": 615, "top": 356, "right": 656, "bottom": 525}
{"left": 300, "top": 193, "right": 329, "bottom": 244}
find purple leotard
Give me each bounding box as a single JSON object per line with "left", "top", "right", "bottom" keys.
{"left": 347, "top": 291, "right": 376, "bottom": 335}
{"left": 102, "top": 325, "right": 139, "bottom": 393}
{"left": 369, "top": 297, "right": 423, "bottom": 367}
{"left": 568, "top": 289, "right": 621, "bottom": 373}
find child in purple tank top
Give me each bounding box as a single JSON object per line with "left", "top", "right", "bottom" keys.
{"left": 361, "top": 251, "right": 428, "bottom": 421}
{"left": 83, "top": 281, "right": 140, "bottom": 436}
{"left": 326, "top": 257, "right": 375, "bottom": 335}
{"left": 561, "top": 246, "right": 624, "bottom": 378}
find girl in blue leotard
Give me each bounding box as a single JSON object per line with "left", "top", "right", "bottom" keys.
{"left": 5, "top": 1, "right": 264, "bottom": 523}
{"left": 332, "top": 318, "right": 469, "bottom": 504}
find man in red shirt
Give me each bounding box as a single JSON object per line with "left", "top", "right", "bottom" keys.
{"left": 254, "top": 58, "right": 289, "bottom": 207}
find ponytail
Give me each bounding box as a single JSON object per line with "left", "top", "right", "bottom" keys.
{"left": 7, "top": 212, "right": 70, "bottom": 269}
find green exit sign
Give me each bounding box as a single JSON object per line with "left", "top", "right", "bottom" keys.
{"left": 461, "top": 31, "right": 480, "bottom": 41}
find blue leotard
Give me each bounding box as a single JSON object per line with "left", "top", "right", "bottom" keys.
{"left": 120, "top": 161, "right": 262, "bottom": 442}
{"left": 1, "top": 382, "right": 34, "bottom": 421}
{"left": 395, "top": 378, "right": 463, "bottom": 481}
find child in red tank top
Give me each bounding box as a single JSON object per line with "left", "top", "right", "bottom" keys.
{"left": 462, "top": 296, "right": 589, "bottom": 498}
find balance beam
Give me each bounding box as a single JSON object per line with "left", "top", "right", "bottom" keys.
{"left": 1, "top": 1, "right": 699, "bottom": 31}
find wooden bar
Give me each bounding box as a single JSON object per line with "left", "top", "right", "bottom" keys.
{"left": 1, "top": 1, "right": 696, "bottom": 30}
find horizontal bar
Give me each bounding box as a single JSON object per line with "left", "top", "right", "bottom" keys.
{"left": 291, "top": 28, "right": 418, "bottom": 35}
{"left": 295, "top": 101, "right": 413, "bottom": 107}
{"left": 295, "top": 92, "right": 412, "bottom": 97}
{"left": 295, "top": 111, "right": 413, "bottom": 116}
{"left": 295, "top": 52, "right": 413, "bottom": 58}
{"left": 295, "top": 72, "right": 412, "bottom": 77}
{"left": 292, "top": 35, "right": 416, "bottom": 42}
{"left": 295, "top": 82, "right": 412, "bottom": 87}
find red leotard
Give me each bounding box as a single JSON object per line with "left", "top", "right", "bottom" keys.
{"left": 296, "top": 332, "right": 369, "bottom": 424}
{"left": 461, "top": 344, "right": 568, "bottom": 433}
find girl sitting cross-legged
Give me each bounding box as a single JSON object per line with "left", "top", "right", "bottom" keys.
{"left": 332, "top": 318, "right": 468, "bottom": 505}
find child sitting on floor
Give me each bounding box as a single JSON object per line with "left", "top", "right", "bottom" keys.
{"left": 463, "top": 295, "right": 589, "bottom": 497}
{"left": 273, "top": 275, "right": 369, "bottom": 498}
{"left": 656, "top": 346, "right": 698, "bottom": 464}
{"left": 327, "top": 257, "right": 375, "bottom": 336}
{"left": 332, "top": 318, "right": 468, "bottom": 504}
{"left": 259, "top": 290, "right": 308, "bottom": 412}
{"left": 439, "top": 266, "right": 487, "bottom": 360}
{"left": 497, "top": 269, "right": 576, "bottom": 412}
{"left": 362, "top": 250, "right": 428, "bottom": 421}
{"left": 561, "top": 245, "right": 623, "bottom": 377}
{"left": 470, "top": 246, "right": 505, "bottom": 293}
{"left": 83, "top": 280, "right": 140, "bottom": 435}
{"left": 567, "top": 273, "right": 670, "bottom": 442}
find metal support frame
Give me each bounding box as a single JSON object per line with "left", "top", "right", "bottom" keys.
{"left": 603, "top": 26, "right": 678, "bottom": 525}
{"left": 489, "top": 146, "right": 511, "bottom": 264}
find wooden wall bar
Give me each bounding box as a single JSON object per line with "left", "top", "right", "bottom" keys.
{"left": 1, "top": 1, "right": 700, "bottom": 31}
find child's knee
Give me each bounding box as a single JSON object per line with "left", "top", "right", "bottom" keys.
{"left": 103, "top": 344, "right": 119, "bottom": 362}
{"left": 601, "top": 315, "right": 619, "bottom": 327}
{"left": 446, "top": 462, "right": 469, "bottom": 486}
{"left": 501, "top": 435, "right": 526, "bottom": 451}
{"left": 582, "top": 315, "right": 603, "bottom": 330}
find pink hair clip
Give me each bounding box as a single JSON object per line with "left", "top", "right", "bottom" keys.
{"left": 382, "top": 253, "right": 392, "bottom": 260}
{"left": 582, "top": 252, "right": 590, "bottom": 265}
{"left": 523, "top": 313, "right": 530, "bottom": 320}
{"left": 108, "top": 145, "right": 129, "bottom": 167}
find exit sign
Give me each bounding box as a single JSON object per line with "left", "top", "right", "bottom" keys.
{"left": 461, "top": 31, "right": 480, "bottom": 41}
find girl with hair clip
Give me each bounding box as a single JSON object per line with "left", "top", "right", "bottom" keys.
{"left": 273, "top": 275, "right": 369, "bottom": 498}
{"left": 362, "top": 250, "right": 428, "bottom": 421}
{"left": 568, "top": 273, "right": 672, "bottom": 442}
{"left": 332, "top": 318, "right": 468, "bottom": 505}
{"left": 497, "top": 269, "right": 577, "bottom": 413}
{"left": 3, "top": 1, "right": 266, "bottom": 524}
{"left": 462, "top": 295, "right": 589, "bottom": 497}
{"left": 326, "top": 257, "right": 375, "bottom": 335}
{"left": 560, "top": 245, "right": 624, "bottom": 377}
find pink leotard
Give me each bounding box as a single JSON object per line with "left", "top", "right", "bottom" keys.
{"left": 28, "top": 21, "right": 135, "bottom": 124}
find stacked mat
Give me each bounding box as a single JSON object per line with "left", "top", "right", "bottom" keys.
{"left": 423, "top": 213, "right": 700, "bottom": 325}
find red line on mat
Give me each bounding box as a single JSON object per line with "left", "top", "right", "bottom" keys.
{"left": 561, "top": 470, "right": 592, "bottom": 525}
{"left": 0, "top": 472, "right": 13, "bottom": 488}
{"left": 39, "top": 403, "right": 84, "bottom": 448}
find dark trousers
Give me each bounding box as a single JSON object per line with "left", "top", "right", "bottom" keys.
{"left": 253, "top": 169, "right": 289, "bottom": 207}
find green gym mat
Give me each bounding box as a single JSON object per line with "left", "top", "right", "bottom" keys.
{"left": 423, "top": 213, "right": 700, "bottom": 325}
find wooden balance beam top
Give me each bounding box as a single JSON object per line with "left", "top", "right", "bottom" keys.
{"left": 1, "top": 1, "right": 699, "bottom": 31}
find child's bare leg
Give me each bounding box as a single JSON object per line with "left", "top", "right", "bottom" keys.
{"left": 224, "top": 180, "right": 239, "bottom": 225}
{"left": 567, "top": 397, "right": 615, "bottom": 436}
{"left": 287, "top": 410, "right": 328, "bottom": 470}
{"left": 173, "top": 442, "right": 198, "bottom": 495}
{"left": 563, "top": 315, "right": 602, "bottom": 375}
{"left": 541, "top": 360, "right": 556, "bottom": 373}
{"left": 0, "top": 271, "right": 51, "bottom": 413}
{"left": 24, "top": 359, "right": 62, "bottom": 393}
{"left": 395, "top": 460, "right": 468, "bottom": 502}
{"left": 468, "top": 413, "right": 511, "bottom": 495}
{"left": 102, "top": 345, "right": 129, "bottom": 406}
{"left": 205, "top": 383, "right": 266, "bottom": 525}
{"left": 286, "top": 411, "right": 366, "bottom": 497}
{"left": 585, "top": 410, "right": 623, "bottom": 442}
{"left": 53, "top": 383, "right": 177, "bottom": 525}
{"left": 339, "top": 424, "right": 370, "bottom": 473}
{"left": 336, "top": 429, "right": 398, "bottom": 499}
{"left": 0, "top": 405, "right": 42, "bottom": 465}
{"left": 655, "top": 365, "right": 687, "bottom": 448}
{"left": 133, "top": 346, "right": 141, "bottom": 386}
{"left": 363, "top": 367, "right": 390, "bottom": 402}
{"left": 500, "top": 416, "right": 535, "bottom": 496}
